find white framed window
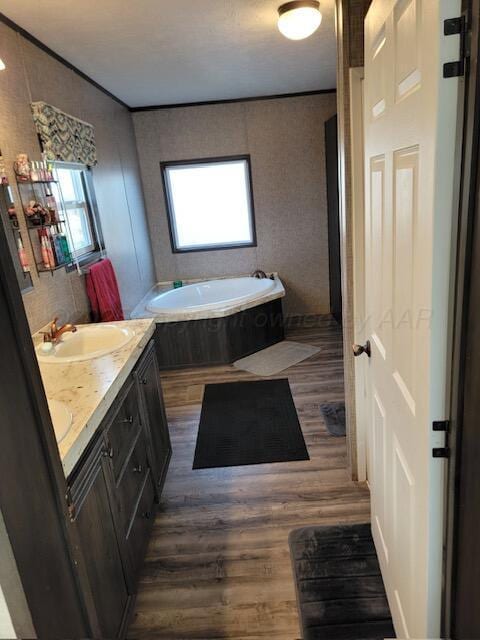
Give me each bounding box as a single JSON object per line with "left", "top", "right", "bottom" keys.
{"left": 161, "top": 155, "right": 257, "bottom": 253}
{"left": 52, "top": 164, "right": 101, "bottom": 259}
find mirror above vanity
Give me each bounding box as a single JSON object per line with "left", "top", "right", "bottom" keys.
{"left": 0, "top": 155, "right": 33, "bottom": 292}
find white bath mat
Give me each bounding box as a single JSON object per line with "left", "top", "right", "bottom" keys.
{"left": 233, "top": 341, "right": 321, "bottom": 377}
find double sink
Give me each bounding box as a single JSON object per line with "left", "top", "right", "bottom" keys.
{"left": 36, "top": 323, "right": 136, "bottom": 444}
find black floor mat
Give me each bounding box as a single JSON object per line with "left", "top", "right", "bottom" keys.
{"left": 193, "top": 379, "right": 309, "bottom": 469}
{"left": 289, "top": 523, "right": 396, "bottom": 640}
{"left": 320, "top": 401, "right": 346, "bottom": 437}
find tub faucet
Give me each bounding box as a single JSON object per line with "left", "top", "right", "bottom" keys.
{"left": 251, "top": 269, "right": 267, "bottom": 279}
{"left": 43, "top": 317, "right": 77, "bottom": 344}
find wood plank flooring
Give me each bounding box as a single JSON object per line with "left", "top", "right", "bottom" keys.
{"left": 128, "top": 315, "right": 371, "bottom": 640}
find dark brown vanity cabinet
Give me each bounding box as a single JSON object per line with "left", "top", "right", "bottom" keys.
{"left": 135, "top": 341, "right": 172, "bottom": 489}
{"left": 68, "top": 339, "right": 171, "bottom": 639}
{"left": 69, "top": 437, "right": 130, "bottom": 639}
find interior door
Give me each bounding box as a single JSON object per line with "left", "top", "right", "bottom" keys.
{"left": 362, "top": 1, "right": 461, "bottom": 638}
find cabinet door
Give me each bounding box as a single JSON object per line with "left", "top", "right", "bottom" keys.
{"left": 125, "top": 468, "right": 156, "bottom": 587}
{"left": 135, "top": 340, "right": 171, "bottom": 490}
{"left": 71, "top": 439, "right": 129, "bottom": 639}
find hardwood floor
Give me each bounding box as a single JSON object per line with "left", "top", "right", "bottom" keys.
{"left": 128, "top": 315, "right": 371, "bottom": 640}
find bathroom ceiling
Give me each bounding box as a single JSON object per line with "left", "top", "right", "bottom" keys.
{"left": 0, "top": 0, "right": 337, "bottom": 108}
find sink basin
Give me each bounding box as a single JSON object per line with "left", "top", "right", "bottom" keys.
{"left": 36, "top": 324, "right": 135, "bottom": 363}
{"left": 47, "top": 399, "right": 72, "bottom": 443}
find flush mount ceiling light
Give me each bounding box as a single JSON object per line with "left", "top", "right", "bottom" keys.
{"left": 277, "top": 1, "right": 322, "bottom": 40}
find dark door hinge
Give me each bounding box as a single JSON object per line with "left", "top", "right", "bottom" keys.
{"left": 444, "top": 61, "right": 464, "bottom": 78}
{"left": 443, "top": 15, "right": 468, "bottom": 78}
{"left": 444, "top": 17, "right": 464, "bottom": 36}
{"left": 432, "top": 420, "right": 450, "bottom": 458}
{"left": 433, "top": 447, "right": 450, "bottom": 458}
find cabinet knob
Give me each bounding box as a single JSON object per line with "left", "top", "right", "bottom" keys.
{"left": 133, "top": 463, "right": 143, "bottom": 474}
{"left": 121, "top": 415, "right": 134, "bottom": 424}
{"left": 142, "top": 511, "right": 151, "bottom": 519}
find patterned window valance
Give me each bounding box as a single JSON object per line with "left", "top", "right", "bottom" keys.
{"left": 31, "top": 101, "right": 97, "bottom": 167}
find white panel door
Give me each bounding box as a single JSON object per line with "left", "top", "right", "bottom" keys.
{"left": 363, "top": 1, "right": 461, "bottom": 638}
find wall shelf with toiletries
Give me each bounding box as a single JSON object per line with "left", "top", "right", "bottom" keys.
{"left": 14, "top": 155, "right": 75, "bottom": 276}
{"left": 0, "top": 151, "right": 33, "bottom": 291}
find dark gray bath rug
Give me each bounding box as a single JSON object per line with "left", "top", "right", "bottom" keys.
{"left": 320, "top": 401, "right": 346, "bottom": 437}
{"left": 193, "top": 379, "right": 309, "bottom": 469}
{"left": 289, "top": 523, "right": 396, "bottom": 640}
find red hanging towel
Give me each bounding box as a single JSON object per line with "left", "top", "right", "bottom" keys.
{"left": 85, "top": 258, "right": 124, "bottom": 322}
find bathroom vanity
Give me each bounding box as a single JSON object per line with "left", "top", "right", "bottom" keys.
{"left": 36, "top": 319, "right": 171, "bottom": 639}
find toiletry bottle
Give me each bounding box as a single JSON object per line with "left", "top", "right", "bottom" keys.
{"left": 17, "top": 236, "right": 30, "bottom": 273}
{"left": 45, "top": 191, "right": 57, "bottom": 223}
{"left": 59, "top": 234, "right": 72, "bottom": 263}
{"left": 41, "top": 153, "right": 51, "bottom": 181}
{"left": 30, "top": 161, "right": 39, "bottom": 182}
{"left": 52, "top": 234, "right": 65, "bottom": 265}
{"left": 41, "top": 234, "right": 50, "bottom": 269}
{"left": 46, "top": 232, "right": 56, "bottom": 268}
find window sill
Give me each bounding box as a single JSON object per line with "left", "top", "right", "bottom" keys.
{"left": 65, "top": 250, "right": 104, "bottom": 274}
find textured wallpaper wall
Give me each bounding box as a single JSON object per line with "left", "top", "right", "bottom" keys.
{"left": 0, "top": 22, "right": 155, "bottom": 332}
{"left": 133, "top": 93, "right": 337, "bottom": 316}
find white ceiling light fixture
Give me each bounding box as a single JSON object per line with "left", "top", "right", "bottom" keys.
{"left": 0, "top": 59, "right": 5, "bottom": 71}
{"left": 277, "top": 1, "right": 322, "bottom": 40}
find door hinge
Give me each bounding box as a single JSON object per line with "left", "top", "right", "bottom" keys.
{"left": 432, "top": 420, "right": 450, "bottom": 458}
{"left": 432, "top": 420, "right": 449, "bottom": 432}
{"left": 443, "top": 15, "right": 468, "bottom": 78}
{"left": 65, "top": 487, "right": 76, "bottom": 522}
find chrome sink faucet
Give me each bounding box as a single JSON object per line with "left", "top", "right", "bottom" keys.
{"left": 43, "top": 317, "right": 77, "bottom": 344}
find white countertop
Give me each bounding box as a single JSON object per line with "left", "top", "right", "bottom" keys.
{"left": 131, "top": 274, "right": 285, "bottom": 322}
{"left": 33, "top": 318, "right": 156, "bottom": 478}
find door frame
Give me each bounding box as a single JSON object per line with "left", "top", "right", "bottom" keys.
{"left": 444, "top": 0, "right": 480, "bottom": 635}
{"left": 349, "top": 66, "right": 367, "bottom": 482}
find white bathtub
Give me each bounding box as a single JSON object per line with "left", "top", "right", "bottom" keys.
{"left": 147, "top": 277, "right": 277, "bottom": 315}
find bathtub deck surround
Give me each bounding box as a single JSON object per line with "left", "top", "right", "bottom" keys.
{"left": 33, "top": 318, "right": 155, "bottom": 476}
{"left": 131, "top": 274, "right": 285, "bottom": 370}
{"left": 155, "top": 298, "right": 284, "bottom": 369}
{"left": 131, "top": 273, "right": 284, "bottom": 321}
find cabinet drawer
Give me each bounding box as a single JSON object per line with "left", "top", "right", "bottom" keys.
{"left": 106, "top": 380, "right": 141, "bottom": 482}
{"left": 126, "top": 469, "right": 156, "bottom": 583}
{"left": 116, "top": 430, "right": 149, "bottom": 533}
